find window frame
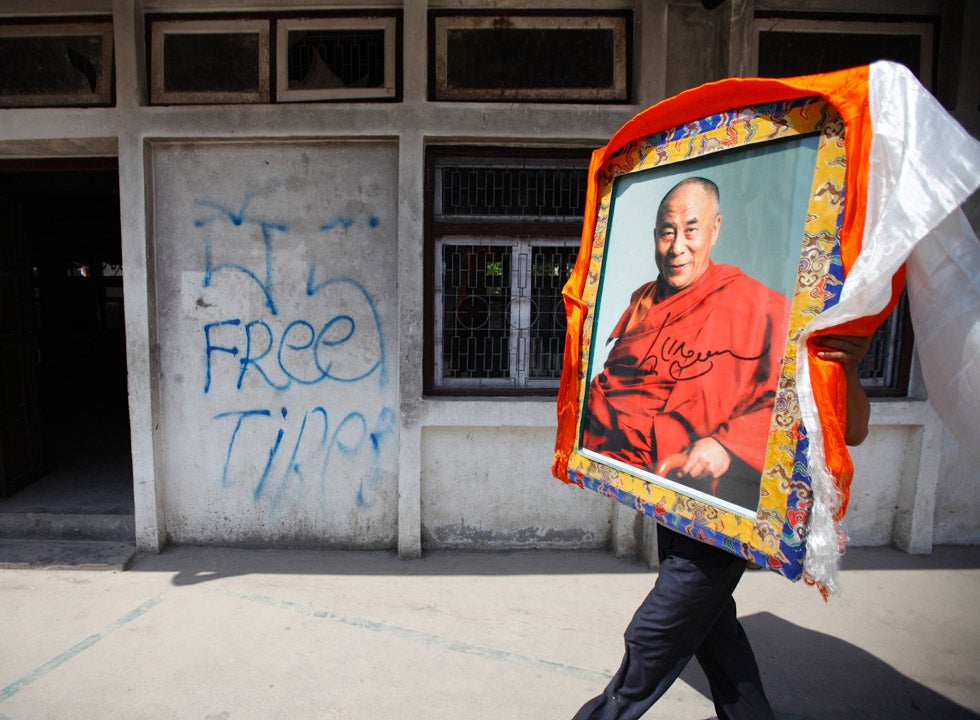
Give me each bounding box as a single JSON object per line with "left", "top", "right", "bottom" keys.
{"left": 0, "top": 18, "right": 114, "bottom": 108}
{"left": 149, "top": 18, "right": 271, "bottom": 105}
{"left": 750, "top": 15, "right": 936, "bottom": 87}
{"left": 146, "top": 11, "right": 402, "bottom": 106}
{"left": 857, "top": 289, "right": 914, "bottom": 396}
{"left": 434, "top": 235, "right": 579, "bottom": 392}
{"left": 751, "top": 12, "right": 931, "bottom": 396}
{"left": 424, "top": 146, "right": 590, "bottom": 397}
{"left": 428, "top": 10, "right": 632, "bottom": 104}
{"left": 275, "top": 16, "right": 398, "bottom": 102}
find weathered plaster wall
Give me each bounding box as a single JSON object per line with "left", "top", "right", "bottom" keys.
{"left": 421, "top": 426, "right": 611, "bottom": 550}
{"left": 151, "top": 140, "right": 399, "bottom": 546}
{"left": 0, "top": 0, "right": 975, "bottom": 558}
{"left": 934, "top": 430, "right": 980, "bottom": 544}
{"left": 665, "top": 3, "right": 725, "bottom": 97}
{"left": 848, "top": 425, "right": 925, "bottom": 546}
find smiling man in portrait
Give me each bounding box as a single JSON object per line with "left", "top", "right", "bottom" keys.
{"left": 581, "top": 176, "right": 791, "bottom": 509}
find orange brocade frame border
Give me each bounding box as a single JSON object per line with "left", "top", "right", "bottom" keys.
{"left": 552, "top": 67, "right": 903, "bottom": 580}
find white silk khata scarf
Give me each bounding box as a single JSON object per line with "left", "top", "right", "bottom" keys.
{"left": 798, "top": 62, "right": 980, "bottom": 594}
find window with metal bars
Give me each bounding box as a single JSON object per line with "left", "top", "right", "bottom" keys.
{"left": 856, "top": 290, "right": 913, "bottom": 393}
{"left": 436, "top": 239, "right": 576, "bottom": 388}
{"left": 286, "top": 29, "right": 386, "bottom": 89}
{"left": 753, "top": 14, "right": 928, "bottom": 394}
{"left": 425, "top": 149, "right": 588, "bottom": 395}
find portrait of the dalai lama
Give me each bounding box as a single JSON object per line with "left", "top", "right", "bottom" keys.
{"left": 582, "top": 176, "right": 790, "bottom": 510}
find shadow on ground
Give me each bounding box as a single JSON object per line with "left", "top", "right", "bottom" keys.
{"left": 127, "top": 543, "right": 980, "bottom": 586}
{"left": 679, "top": 611, "right": 980, "bottom": 720}
{"left": 129, "top": 546, "right": 655, "bottom": 585}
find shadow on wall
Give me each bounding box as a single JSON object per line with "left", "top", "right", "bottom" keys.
{"left": 680, "top": 611, "right": 979, "bottom": 720}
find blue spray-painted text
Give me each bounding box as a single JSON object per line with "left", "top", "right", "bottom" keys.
{"left": 193, "top": 195, "right": 394, "bottom": 508}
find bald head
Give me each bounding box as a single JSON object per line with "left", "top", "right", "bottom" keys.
{"left": 654, "top": 177, "right": 722, "bottom": 297}
{"left": 656, "top": 177, "right": 720, "bottom": 226}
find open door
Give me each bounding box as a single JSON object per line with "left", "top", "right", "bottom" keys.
{"left": 0, "top": 161, "right": 131, "bottom": 515}
{"left": 0, "top": 195, "right": 43, "bottom": 496}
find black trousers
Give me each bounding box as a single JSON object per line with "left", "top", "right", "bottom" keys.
{"left": 573, "top": 525, "right": 775, "bottom": 720}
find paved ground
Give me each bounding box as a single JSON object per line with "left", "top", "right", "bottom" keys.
{"left": 1, "top": 544, "right": 978, "bottom": 720}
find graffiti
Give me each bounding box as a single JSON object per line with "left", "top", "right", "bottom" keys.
{"left": 202, "top": 276, "right": 387, "bottom": 394}
{"left": 196, "top": 195, "right": 288, "bottom": 316}
{"left": 215, "top": 405, "right": 396, "bottom": 507}
{"left": 194, "top": 195, "right": 394, "bottom": 508}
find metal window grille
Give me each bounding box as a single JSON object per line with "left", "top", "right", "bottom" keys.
{"left": 429, "top": 154, "right": 587, "bottom": 393}
{"left": 436, "top": 239, "right": 576, "bottom": 389}
{"left": 438, "top": 243, "right": 512, "bottom": 382}
{"left": 529, "top": 245, "right": 575, "bottom": 379}
{"left": 286, "top": 29, "right": 386, "bottom": 89}
{"left": 435, "top": 161, "right": 587, "bottom": 221}
{"left": 858, "top": 291, "right": 909, "bottom": 389}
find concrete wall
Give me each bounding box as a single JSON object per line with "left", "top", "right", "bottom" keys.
{"left": 421, "top": 425, "right": 610, "bottom": 550}
{"left": 0, "top": 0, "right": 976, "bottom": 558}
{"left": 151, "top": 140, "right": 399, "bottom": 546}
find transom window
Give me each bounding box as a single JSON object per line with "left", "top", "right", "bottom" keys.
{"left": 147, "top": 12, "right": 401, "bottom": 105}
{"left": 429, "top": 12, "right": 631, "bottom": 103}
{"left": 425, "top": 149, "right": 589, "bottom": 395}
{"left": 0, "top": 19, "right": 114, "bottom": 107}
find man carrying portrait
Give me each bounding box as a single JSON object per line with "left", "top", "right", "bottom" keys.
{"left": 573, "top": 176, "right": 873, "bottom": 720}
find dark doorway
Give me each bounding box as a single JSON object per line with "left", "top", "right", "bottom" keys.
{"left": 0, "top": 159, "right": 133, "bottom": 517}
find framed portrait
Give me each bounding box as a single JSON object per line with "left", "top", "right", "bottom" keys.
{"left": 553, "top": 64, "right": 980, "bottom": 593}
{"left": 561, "top": 95, "right": 849, "bottom": 581}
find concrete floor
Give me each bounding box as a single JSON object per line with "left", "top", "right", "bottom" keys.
{"left": 0, "top": 430, "right": 977, "bottom": 718}
{"left": 0, "top": 439, "right": 137, "bottom": 569}
{"left": 0, "top": 425, "right": 134, "bottom": 517}
{"left": 1, "top": 544, "right": 978, "bottom": 720}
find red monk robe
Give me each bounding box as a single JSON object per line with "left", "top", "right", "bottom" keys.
{"left": 582, "top": 262, "right": 790, "bottom": 508}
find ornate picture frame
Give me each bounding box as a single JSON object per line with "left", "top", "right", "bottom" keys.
{"left": 565, "top": 96, "right": 847, "bottom": 580}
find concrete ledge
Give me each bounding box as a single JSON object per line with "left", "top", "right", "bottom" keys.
{"left": 0, "top": 513, "right": 135, "bottom": 542}
{"left": 0, "top": 539, "right": 136, "bottom": 571}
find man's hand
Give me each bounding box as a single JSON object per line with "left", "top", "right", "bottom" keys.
{"left": 812, "top": 334, "right": 872, "bottom": 372}
{"left": 812, "top": 334, "right": 873, "bottom": 446}
{"left": 681, "top": 437, "right": 731, "bottom": 479}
